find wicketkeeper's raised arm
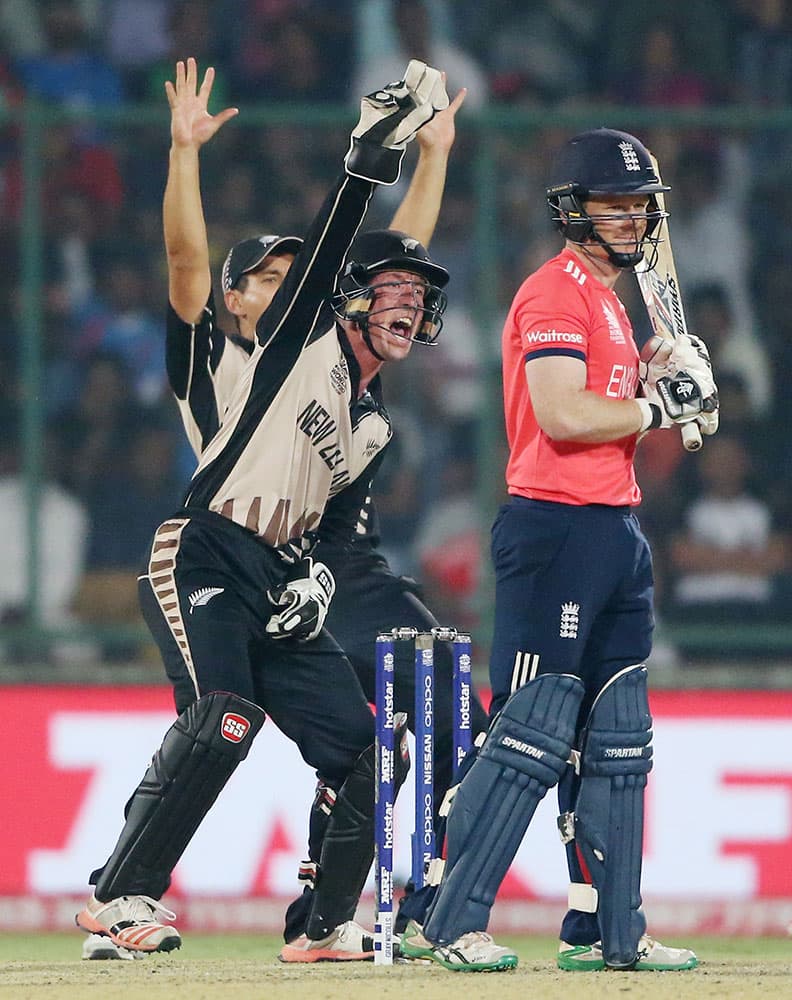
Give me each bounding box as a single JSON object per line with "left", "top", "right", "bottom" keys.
{"left": 253, "top": 61, "right": 449, "bottom": 353}
{"left": 388, "top": 85, "right": 467, "bottom": 246}
{"left": 344, "top": 60, "right": 449, "bottom": 185}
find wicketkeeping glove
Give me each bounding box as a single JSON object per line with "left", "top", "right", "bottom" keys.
{"left": 266, "top": 557, "right": 335, "bottom": 642}
{"left": 345, "top": 60, "right": 449, "bottom": 185}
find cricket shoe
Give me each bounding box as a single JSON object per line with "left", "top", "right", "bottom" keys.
{"left": 557, "top": 935, "right": 698, "bottom": 971}
{"left": 278, "top": 920, "right": 375, "bottom": 963}
{"left": 76, "top": 894, "right": 181, "bottom": 953}
{"left": 400, "top": 921, "right": 517, "bottom": 972}
{"left": 81, "top": 933, "right": 144, "bottom": 961}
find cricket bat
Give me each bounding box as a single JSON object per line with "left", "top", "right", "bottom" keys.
{"left": 634, "top": 155, "right": 703, "bottom": 452}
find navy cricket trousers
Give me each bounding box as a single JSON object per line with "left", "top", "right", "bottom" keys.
{"left": 488, "top": 496, "right": 654, "bottom": 719}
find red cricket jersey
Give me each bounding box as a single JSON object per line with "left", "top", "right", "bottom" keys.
{"left": 502, "top": 248, "right": 642, "bottom": 506}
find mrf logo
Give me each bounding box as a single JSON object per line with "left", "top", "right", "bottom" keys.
{"left": 221, "top": 712, "right": 252, "bottom": 743}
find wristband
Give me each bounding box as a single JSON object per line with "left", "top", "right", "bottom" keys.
{"left": 636, "top": 398, "right": 662, "bottom": 433}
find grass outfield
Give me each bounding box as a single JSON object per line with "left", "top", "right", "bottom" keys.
{"left": 0, "top": 934, "right": 789, "bottom": 1000}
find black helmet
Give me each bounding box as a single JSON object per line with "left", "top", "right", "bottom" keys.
{"left": 546, "top": 128, "right": 669, "bottom": 268}
{"left": 333, "top": 229, "right": 449, "bottom": 347}
{"left": 340, "top": 229, "right": 449, "bottom": 290}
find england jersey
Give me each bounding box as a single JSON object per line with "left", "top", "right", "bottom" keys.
{"left": 502, "top": 248, "right": 642, "bottom": 506}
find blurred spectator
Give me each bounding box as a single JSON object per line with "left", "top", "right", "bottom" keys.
{"left": 54, "top": 351, "right": 151, "bottom": 500}
{"left": 732, "top": 0, "right": 792, "bottom": 106}
{"left": 0, "top": 415, "right": 88, "bottom": 634}
{"left": 608, "top": 21, "right": 712, "bottom": 107}
{"left": 0, "top": 0, "right": 44, "bottom": 56}
{"left": 667, "top": 433, "right": 790, "bottom": 624}
{"left": 226, "top": 0, "right": 353, "bottom": 103}
{"left": 686, "top": 281, "right": 772, "bottom": 416}
{"left": 2, "top": 122, "right": 124, "bottom": 234}
{"left": 72, "top": 414, "right": 179, "bottom": 659}
{"left": 369, "top": 403, "right": 427, "bottom": 576}
{"left": 13, "top": 0, "right": 124, "bottom": 109}
{"left": 353, "top": 0, "right": 488, "bottom": 110}
{"left": 602, "top": 0, "right": 731, "bottom": 103}
{"left": 481, "top": 0, "right": 601, "bottom": 105}
{"left": 666, "top": 142, "right": 758, "bottom": 358}
{"left": 102, "top": 0, "right": 171, "bottom": 98}
{"left": 414, "top": 436, "right": 480, "bottom": 629}
{"left": 75, "top": 254, "right": 166, "bottom": 406}
{"left": 141, "top": 0, "right": 227, "bottom": 105}
{"left": 84, "top": 413, "right": 181, "bottom": 573}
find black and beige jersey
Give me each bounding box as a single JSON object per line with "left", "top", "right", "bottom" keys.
{"left": 165, "top": 295, "right": 251, "bottom": 457}
{"left": 180, "top": 171, "right": 390, "bottom": 562}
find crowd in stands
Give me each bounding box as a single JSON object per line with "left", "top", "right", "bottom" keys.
{"left": 0, "top": 0, "right": 790, "bottom": 665}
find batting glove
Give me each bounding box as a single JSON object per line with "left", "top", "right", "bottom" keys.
{"left": 637, "top": 370, "right": 708, "bottom": 431}
{"left": 345, "top": 60, "right": 449, "bottom": 185}
{"left": 639, "top": 335, "right": 673, "bottom": 386}
{"left": 696, "top": 408, "right": 720, "bottom": 437}
{"left": 669, "top": 333, "right": 718, "bottom": 399}
{"left": 266, "top": 557, "right": 335, "bottom": 642}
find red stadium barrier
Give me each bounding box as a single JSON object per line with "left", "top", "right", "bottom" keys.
{"left": 2, "top": 685, "right": 791, "bottom": 935}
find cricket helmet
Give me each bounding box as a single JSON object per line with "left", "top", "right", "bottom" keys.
{"left": 546, "top": 128, "right": 669, "bottom": 268}
{"left": 333, "top": 229, "right": 449, "bottom": 347}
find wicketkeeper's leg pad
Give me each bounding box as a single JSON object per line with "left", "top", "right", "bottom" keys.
{"left": 423, "top": 673, "right": 584, "bottom": 944}
{"left": 305, "top": 714, "right": 410, "bottom": 939}
{"left": 570, "top": 664, "right": 653, "bottom": 968}
{"left": 92, "top": 692, "right": 265, "bottom": 901}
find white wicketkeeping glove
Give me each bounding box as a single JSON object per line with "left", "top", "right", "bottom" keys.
{"left": 266, "top": 557, "right": 336, "bottom": 642}
{"left": 345, "top": 60, "right": 449, "bottom": 185}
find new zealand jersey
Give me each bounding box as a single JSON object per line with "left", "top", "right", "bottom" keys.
{"left": 181, "top": 171, "right": 391, "bottom": 561}
{"left": 166, "top": 290, "right": 385, "bottom": 563}
{"left": 502, "top": 248, "right": 642, "bottom": 507}
{"left": 166, "top": 297, "right": 251, "bottom": 456}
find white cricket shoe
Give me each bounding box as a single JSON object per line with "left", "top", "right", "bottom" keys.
{"left": 400, "top": 922, "right": 517, "bottom": 972}
{"left": 278, "top": 920, "right": 375, "bottom": 963}
{"left": 81, "top": 933, "right": 144, "bottom": 960}
{"left": 76, "top": 894, "right": 181, "bottom": 953}
{"left": 558, "top": 934, "right": 698, "bottom": 971}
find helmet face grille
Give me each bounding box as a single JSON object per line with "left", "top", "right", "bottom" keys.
{"left": 331, "top": 229, "right": 449, "bottom": 344}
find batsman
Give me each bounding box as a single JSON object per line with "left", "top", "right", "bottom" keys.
{"left": 402, "top": 128, "right": 718, "bottom": 971}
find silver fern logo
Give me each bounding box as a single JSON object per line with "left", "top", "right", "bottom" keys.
{"left": 559, "top": 601, "right": 580, "bottom": 639}
{"left": 188, "top": 587, "right": 225, "bottom": 613}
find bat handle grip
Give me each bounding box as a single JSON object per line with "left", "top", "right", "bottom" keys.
{"left": 681, "top": 421, "right": 702, "bottom": 452}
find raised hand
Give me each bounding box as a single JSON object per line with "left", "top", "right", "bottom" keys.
{"left": 165, "top": 57, "right": 238, "bottom": 151}
{"left": 416, "top": 84, "right": 467, "bottom": 157}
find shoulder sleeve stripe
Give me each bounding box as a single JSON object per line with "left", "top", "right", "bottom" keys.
{"left": 524, "top": 347, "right": 586, "bottom": 363}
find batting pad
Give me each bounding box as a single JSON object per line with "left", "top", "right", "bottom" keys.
{"left": 573, "top": 665, "right": 653, "bottom": 968}
{"left": 306, "top": 716, "right": 410, "bottom": 939}
{"left": 92, "top": 691, "right": 265, "bottom": 901}
{"left": 423, "top": 673, "right": 584, "bottom": 944}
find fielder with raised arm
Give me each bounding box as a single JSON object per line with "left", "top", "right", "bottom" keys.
{"left": 402, "top": 128, "right": 717, "bottom": 972}
{"left": 75, "top": 57, "right": 450, "bottom": 960}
